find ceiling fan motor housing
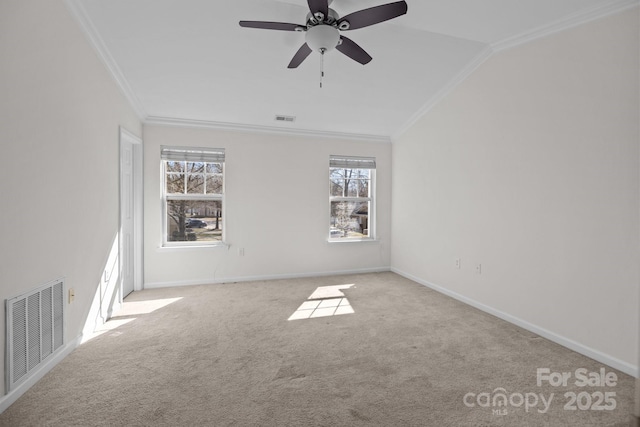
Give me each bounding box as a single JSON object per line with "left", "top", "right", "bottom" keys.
{"left": 306, "top": 8, "right": 339, "bottom": 26}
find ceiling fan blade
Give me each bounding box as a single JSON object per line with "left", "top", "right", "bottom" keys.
{"left": 239, "top": 21, "right": 303, "bottom": 31}
{"left": 336, "top": 36, "right": 372, "bottom": 65}
{"left": 307, "top": 0, "right": 329, "bottom": 17}
{"left": 288, "top": 43, "right": 313, "bottom": 68}
{"left": 337, "top": 1, "right": 408, "bottom": 30}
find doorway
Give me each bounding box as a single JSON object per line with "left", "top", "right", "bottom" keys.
{"left": 120, "top": 127, "right": 143, "bottom": 298}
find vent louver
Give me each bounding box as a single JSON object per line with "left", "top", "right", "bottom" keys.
{"left": 6, "top": 279, "right": 65, "bottom": 392}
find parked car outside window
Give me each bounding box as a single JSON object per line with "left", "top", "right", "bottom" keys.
{"left": 185, "top": 219, "right": 208, "bottom": 228}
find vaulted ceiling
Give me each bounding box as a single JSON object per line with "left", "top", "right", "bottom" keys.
{"left": 67, "top": 0, "right": 636, "bottom": 140}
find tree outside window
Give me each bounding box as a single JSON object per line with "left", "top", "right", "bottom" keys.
{"left": 329, "top": 156, "right": 375, "bottom": 240}
{"left": 162, "top": 147, "right": 225, "bottom": 246}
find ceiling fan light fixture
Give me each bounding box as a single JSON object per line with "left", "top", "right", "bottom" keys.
{"left": 305, "top": 24, "right": 340, "bottom": 53}
{"left": 239, "top": 0, "right": 408, "bottom": 68}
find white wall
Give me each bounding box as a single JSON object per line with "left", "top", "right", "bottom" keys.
{"left": 391, "top": 9, "right": 639, "bottom": 374}
{"left": 143, "top": 125, "right": 391, "bottom": 287}
{"left": 0, "top": 0, "right": 142, "bottom": 396}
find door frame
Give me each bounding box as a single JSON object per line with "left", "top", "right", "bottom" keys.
{"left": 119, "top": 127, "right": 144, "bottom": 298}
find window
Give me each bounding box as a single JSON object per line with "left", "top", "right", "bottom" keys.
{"left": 329, "top": 156, "right": 375, "bottom": 240}
{"left": 161, "top": 146, "right": 225, "bottom": 246}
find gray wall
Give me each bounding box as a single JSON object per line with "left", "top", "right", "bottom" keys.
{"left": 0, "top": 0, "right": 142, "bottom": 395}
{"left": 143, "top": 125, "right": 392, "bottom": 287}
{"left": 391, "top": 9, "right": 639, "bottom": 373}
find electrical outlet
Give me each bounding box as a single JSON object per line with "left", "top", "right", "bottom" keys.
{"left": 68, "top": 288, "right": 75, "bottom": 303}
{"left": 455, "top": 258, "right": 461, "bottom": 269}
{"left": 238, "top": 248, "right": 245, "bottom": 257}
{"left": 476, "top": 264, "right": 482, "bottom": 274}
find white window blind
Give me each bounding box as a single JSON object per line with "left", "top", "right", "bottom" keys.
{"left": 161, "top": 146, "right": 225, "bottom": 163}
{"left": 329, "top": 156, "right": 376, "bottom": 169}
{"left": 329, "top": 156, "right": 376, "bottom": 170}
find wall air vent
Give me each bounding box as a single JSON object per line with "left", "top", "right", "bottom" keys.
{"left": 275, "top": 115, "right": 296, "bottom": 123}
{"left": 5, "top": 278, "right": 65, "bottom": 392}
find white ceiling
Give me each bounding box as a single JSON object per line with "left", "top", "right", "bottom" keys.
{"left": 69, "top": 0, "right": 635, "bottom": 140}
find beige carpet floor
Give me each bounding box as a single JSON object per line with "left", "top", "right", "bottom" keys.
{"left": 0, "top": 272, "right": 634, "bottom": 426}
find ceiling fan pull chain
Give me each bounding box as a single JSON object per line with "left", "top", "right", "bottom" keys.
{"left": 320, "top": 49, "right": 325, "bottom": 88}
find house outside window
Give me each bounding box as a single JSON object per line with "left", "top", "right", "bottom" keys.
{"left": 161, "top": 146, "right": 225, "bottom": 246}
{"left": 329, "top": 155, "right": 375, "bottom": 241}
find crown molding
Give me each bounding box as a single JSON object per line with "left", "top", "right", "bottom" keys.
{"left": 66, "top": 0, "right": 636, "bottom": 143}
{"left": 392, "top": 45, "right": 494, "bottom": 141}
{"left": 144, "top": 116, "right": 392, "bottom": 143}
{"left": 492, "top": 0, "right": 640, "bottom": 52}
{"left": 64, "top": 0, "right": 147, "bottom": 119}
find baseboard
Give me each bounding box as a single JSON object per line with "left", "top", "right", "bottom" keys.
{"left": 0, "top": 335, "right": 82, "bottom": 414}
{"left": 144, "top": 267, "right": 392, "bottom": 289}
{"left": 391, "top": 268, "right": 639, "bottom": 378}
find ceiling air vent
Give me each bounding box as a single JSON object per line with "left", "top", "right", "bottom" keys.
{"left": 275, "top": 115, "right": 296, "bottom": 123}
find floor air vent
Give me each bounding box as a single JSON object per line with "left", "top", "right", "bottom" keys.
{"left": 6, "top": 279, "right": 65, "bottom": 392}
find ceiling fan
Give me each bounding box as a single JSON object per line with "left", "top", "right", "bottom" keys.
{"left": 239, "top": 0, "right": 408, "bottom": 69}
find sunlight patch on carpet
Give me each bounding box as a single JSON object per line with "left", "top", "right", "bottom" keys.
{"left": 288, "top": 285, "right": 355, "bottom": 320}
{"left": 115, "top": 297, "right": 183, "bottom": 316}
{"left": 307, "top": 284, "right": 353, "bottom": 300}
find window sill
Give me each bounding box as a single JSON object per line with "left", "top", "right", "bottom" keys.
{"left": 157, "top": 242, "right": 229, "bottom": 252}
{"left": 327, "top": 238, "right": 379, "bottom": 244}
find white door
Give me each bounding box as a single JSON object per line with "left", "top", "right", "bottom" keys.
{"left": 120, "top": 128, "right": 142, "bottom": 298}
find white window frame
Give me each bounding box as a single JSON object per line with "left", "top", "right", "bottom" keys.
{"left": 329, "top": 155, "right": 376, "bottom": 242}
{"left": 161, "top": 146, "right": 225, "bottom": 247}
